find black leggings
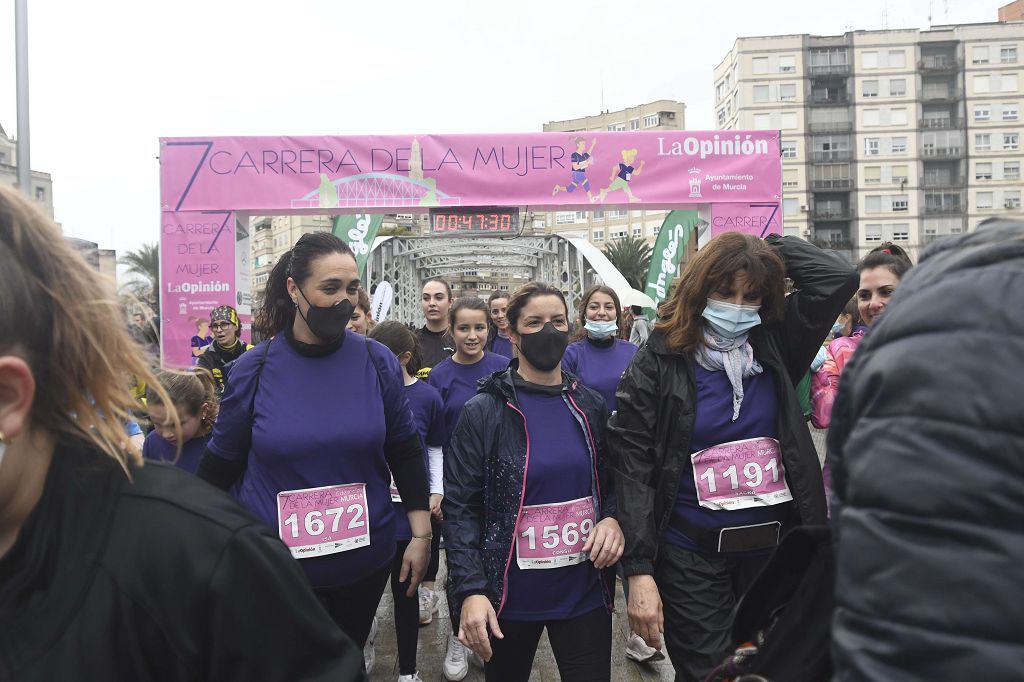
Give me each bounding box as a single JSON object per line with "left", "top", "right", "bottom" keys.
{"left": 314, "top": 564, "right": 391, "bottom": 649}
{"left": 424, "top": 517, "right": 442, "bottom": 582}
{"left": 390, "top": 540, "right": 419, "bottom": 676}
{"left": 485, "top": 606, "right": 611, "bottom": 682}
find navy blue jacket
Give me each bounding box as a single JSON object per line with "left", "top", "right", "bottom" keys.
{"left": 442, "top": 364, "right": 617, "bottom": 618}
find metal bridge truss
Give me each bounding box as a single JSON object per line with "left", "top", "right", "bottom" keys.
{"left": 366, "top": 236, "right": 603, "bottom": 327}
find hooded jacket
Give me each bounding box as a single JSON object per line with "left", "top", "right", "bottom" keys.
{"left": 442, "top": 364, "right": 617, "bottom": 618}
{"left": 607, "top": 235, "right": 857, "bottom": 576}
{"left": 829, "top": 220, "right": 1024, "bottom": 681}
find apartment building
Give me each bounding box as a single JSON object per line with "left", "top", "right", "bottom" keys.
{"left": 541, "top": 100, "right": 686, "bottom": 247}
{"left": 250, "top": 215, "right": 334, "bottom": 302}
{"left": 0, "top": 123, "right": 55, "bottom": 220}
{"left": 714, "top": 21, "right": 1024, "bottom": 261}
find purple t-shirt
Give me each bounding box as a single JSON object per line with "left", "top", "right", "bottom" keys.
{"left": 562, "top": 339, "right": 637, "bottom": 413}
{"left": 501, "top": 389, "right": 604, "bottom": 621}
{"left": 490, "top": 334, "right": 514, "bottom": 360}
{"left": 393, "top": 379, "right": 445, "bottom": 541}
{"left": 208, "top": 331, "right": 419, "bottom": 588}
{"left": 142, "top": 431, "right": 209, "bottom": 475}
{"left": 428, "top": 352, "right": 510, "bottom": 446}
{"left": 666, "top": 363, "right": 792, "bottom": 552}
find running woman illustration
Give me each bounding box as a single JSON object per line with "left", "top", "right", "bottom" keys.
{"left": 552, "top": 137, "right": 597, "bottom": 200}
{"left": 596, "top": 149, "right": 645, "bottom": 203}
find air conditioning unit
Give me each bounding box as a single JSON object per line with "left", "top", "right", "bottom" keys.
{"left": 800, "top": 205, "right": 809, "bottom": 212}
{"left": 802, "top": 229, "right": 812, "bottom": 237}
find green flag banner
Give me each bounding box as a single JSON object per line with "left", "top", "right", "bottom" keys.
{"left": 643, "top": 210, "right": 698, "bottom": 316}
{"left": 332, "top": 214, "right": 384, "bottom": 276}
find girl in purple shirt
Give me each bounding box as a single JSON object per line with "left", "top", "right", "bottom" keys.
{"left": 143, "top": 368, "right": 217, "bottom": 475}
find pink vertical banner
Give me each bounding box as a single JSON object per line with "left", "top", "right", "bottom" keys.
{"left": 711, "top": 203, "right": 783, "bottom": 238}
{"left": 160, "top": 210, "right": 237, "bottom": 368}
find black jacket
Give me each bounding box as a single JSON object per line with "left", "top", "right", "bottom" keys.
{"left": 442, "top": 365, "right": 617, "bottom": 618}
{"left": 608, "top": 235, "right": 857, "bottom": 576}
{"left": 829, "top": 221, "right": 1024, "bottom": 681}
{"left": 196, "top": 340, "right": 252, "bottom": 396}
{"left": 0, "top": 442, "right": 364, "bottom": 681}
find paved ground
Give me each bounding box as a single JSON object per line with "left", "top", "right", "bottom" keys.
{"left": 367, "top": 562, "right": 676, "bottom": 681}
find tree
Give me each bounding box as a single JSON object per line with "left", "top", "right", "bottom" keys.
{"left": 120, "top": 242, "right": 160, "bottom": 314}
{"left": 602, "top": 235, "right": 653, "bottom": 291}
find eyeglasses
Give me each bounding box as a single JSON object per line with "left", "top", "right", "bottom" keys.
{"left": 211, "top": 322, "right": 234, "bottom": 331}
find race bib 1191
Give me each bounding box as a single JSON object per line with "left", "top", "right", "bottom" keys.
{"left": 516, "top": 496, "right": 596, "bottom": 570}
{"left": 276, "top": 483, "right": 370, "bottom": 559}
{"left": 691, "top": 437, "right": 793, "bottom": 511}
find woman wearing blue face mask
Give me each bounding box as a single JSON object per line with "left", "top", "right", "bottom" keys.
{"left": 607, "top": 232, "right": 857, "bottom": 682}
{"left": 562, "top": 286, "right": 638, "bottom": 414}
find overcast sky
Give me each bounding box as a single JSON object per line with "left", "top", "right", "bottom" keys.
{"left": 0, "top": 0, "right": 997, "bottom": 260}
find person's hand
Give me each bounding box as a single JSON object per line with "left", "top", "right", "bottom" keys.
{"left": 627, "top": 574, "right": 664, "bottom": 651}
{"left": 429, "top": 494, "right": 444, "bottom": 521}
{"left": 582, "top": 517, "right": 624, "bottom": 569}
{"left": 459, "top": 595, "right": 504, "bottom": 662}
{"left": 400, "top": 537, "right": 430, "bottom": 597}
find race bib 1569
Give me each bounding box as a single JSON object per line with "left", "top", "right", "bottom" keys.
{"left": 516, "top": 496, "right": 596, "bottom": 570}
{"left": 691, "top": 437, "right": 793, "bottom": 511}
{"left": 277, "top": 483, "right": 370, "bottom": 559}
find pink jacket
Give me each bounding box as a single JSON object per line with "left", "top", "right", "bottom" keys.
{"left": 810, "top": 330, "right": 865, "bottom": 429}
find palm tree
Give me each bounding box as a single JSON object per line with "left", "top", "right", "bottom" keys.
{"left": 121, "top": 243, "right": 160, "bottom": 314}
{"left": 602, "top": 235, "right": 653, "bottom": 291}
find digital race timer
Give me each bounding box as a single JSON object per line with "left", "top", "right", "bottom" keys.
{"left": 429, "top": 207, "right": 520, "bottom": 235}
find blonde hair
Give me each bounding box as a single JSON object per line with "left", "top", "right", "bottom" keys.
{"left": 0, "top": 185, "right": 175, "bottom": 471}
{"left": 146, "top": 368, "right": 219, "bottom": 437}
{"left": 622, "top": 148, "right": 638, "bottom": 162}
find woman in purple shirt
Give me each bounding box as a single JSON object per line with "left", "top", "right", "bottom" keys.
{"left": 198, "top": 233, "right": 432, "bottom": 654}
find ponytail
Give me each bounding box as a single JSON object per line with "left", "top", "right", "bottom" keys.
{"left": 147, "top": 368, "right": 220, "bottom": 437}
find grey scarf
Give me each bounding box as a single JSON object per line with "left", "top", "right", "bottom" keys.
{"left": 693, "top": 328, "right": 763, "bottom": 421}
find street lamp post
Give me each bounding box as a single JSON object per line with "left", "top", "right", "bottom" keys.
{"left": 15, "top": 0, "right": 31, "bottom": 195}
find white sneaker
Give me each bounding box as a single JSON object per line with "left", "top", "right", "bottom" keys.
{"left": 443, "top": 633, "right": 469, "bottom": 681}
{"left": 418, "top": 586, "right": 438, "bottom": 625}
{"left": 398, "top": 674, "right": 424, "bottom": 682}
{"left": 364, "top": 617, "right": 378, "bottom": 673}
{"left": 625, "top": 631, "right": 664, "bottom": 663}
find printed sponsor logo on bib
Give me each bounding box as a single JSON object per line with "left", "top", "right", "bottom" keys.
{"left": 515, "top": 496, "right": 596, "bottom": 570}
{"left": 389, "top": 475, "right": 401, "bottom": 503}
{"left": 277, "top": 483, "right": 370, "bottom": 559}
{"left": 691, "top": 437, "right": 793, "bottom": 511}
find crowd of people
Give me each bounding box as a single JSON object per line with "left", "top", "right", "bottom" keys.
{"left": 0, "top": 182, "right": 1020, "bottom": 682}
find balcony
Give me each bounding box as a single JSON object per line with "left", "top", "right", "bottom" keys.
{"left": 922, "top": 176, "right": 966, "bottom": 189}
{"left": 924, "top": 204, "right": 964, "bottom": 215}
{"left": 810, "top": 178, "right": 854, "bottom": 190}
{"left": 921, "top": 146, "right": 964, "bottom": 159}
{"left": 812, "top": 207, "right": 856, "bottom": 221}
{"left": 919, "top": 118, "right": 961, "bottom": 130}
{"left": 809, "top": 150, "right": 852, "bottom": 162}
{"left": 807, "top": 63, "right": 850, "bottom": 76}
{"left": 809, "top": 93, "right": 851, "bottom": 106}
{"left": 808, "top": 121, "right": 853, "bottom": 134}
{"left": 921, "top": 88, "right": 963, "bottom": 102}
{"left": 918, "top": 56, "right": 962, "bottom": 72}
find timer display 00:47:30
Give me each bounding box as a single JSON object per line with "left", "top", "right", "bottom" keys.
{"left": 432, "top": 212, "right": 515, "bottom": 233}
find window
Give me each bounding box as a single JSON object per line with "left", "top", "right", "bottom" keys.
{"left": 607, "top": 122, "right": 626, "bottom": 131}
{"left": 973, "top": 46, "right": 990, "bottom": 64}
{"left": 783, "top": 197, "right": 799, "bottom": 216}
{"left": 1004, "top": 104, "right": 1019, "bottom": 121}
{"left": 864, "top": 109, "right": 880, "bottom": 126}
{"left": 888, "top": 50, "right": 905, "bottom": 68}
{"left": 575, "top": 211, "right": 588, "bottom": 222}
{"left": 556, "top": 212, "right": 575, "bottom": 225}
{"left": 592, "top": 229, "right": 604, "bottom": 241}
{"left": 632, "top": 227, "right": 642, "bottom": 238}
{"left": 976, "top": 162, "right": 993, "bottom": 180}
{"left": 977, "top": 192, "right": 994, "bottom": 209}
{"left": 865, "top": 138, "right": 880, "bottom": 155}
{"left": 629, "top": 118, "right": 640, "bottom": 130}
{"left": 862, "top": 51, "right": 878, "bottom": 69}
{"left": 892, "top": 109, "right": 908, "bottom": 126}
{"left": 35, "top": 187, "right": 45, "bottom": 201}
{"left": 1005, "top": 161, "right": 1020, "bottom": 180}
{"left": 753, "top": 113, "right": 770, "bottom": 129}
{"left": 780, "top": 83, "right": 796, "bottom": 101}
{"left": 1003, "top": 74, "right": 1019, "bottom": 92}
{"left": 752, "top": 57, "right": 769, "bottom": 74}
{"left": 0, "top": 152, "right": 6, "bottom": 164}
{"left": 865, "top": 195, "right": 882, "bottom": 213}
{"left": 889, "top": 79, "right": 906, "bottom": 97}
{"left": 891, "top": 224, "right": 909, "bottom": 240}
{"left": 864, "top": 166, "right": 882, "bottom": 184}
{"left": 779, "top": 55, "right": 796, "bottom": 72}
{"left": 1001, "top": 45, "right": 1018, "bottom": 63}
{"left": 592, "top": 210, "right": 605, "bottom": 219}
{"left": 976, "top": 133, "right": 992, "bottom": 151}
{"left": 891, "top": 137, "right": 907, "bottom": 153}
{"left": 643, "top": 114, "right": 660, "bottom": 127}
{"left": 611, "top": 229, "right": 627, "bottom": 240}
{"left": 717, "top": 108, "right": 727, "bottom": 127}
{"left": 1005, "top": 190, "right": 1021, "bottom": 209}
{"left": 975, "top": 105, "right": 991, "bottom": 121}
{"left": 863, "top": 80, "right": 879, "bottom": 97}
{"left": 780, "top": 112, "right": 798, "bottom": 130}
{"left": 782, "top": 168, "right": 798, "bottom": 187}
{"left": 865, "top": 224, "right": 883, "bottom": 241}
{"left": 781, "top": 140, "right": 797, "bottom": 158}
{"left": 974, "top": 76, "right": 990, "bottom": 94}
{"left": 753, "top": 85, "right": 770, "bottom": 103}
{"left": 891, "top": 165, "right": 909, "bottom": 184}
{"left": 1005, "top": 133, "right": 1020, "bottom": 150}
{"left": 892, "top": 195, "right": 908, "bottom": 212}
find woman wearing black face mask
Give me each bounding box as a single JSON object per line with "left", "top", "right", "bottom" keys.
{"left": 443, "top": 282, "right": 624, "bottom": 682}
{"left": 197, "top": 232, "right": 431, "bottom": 656}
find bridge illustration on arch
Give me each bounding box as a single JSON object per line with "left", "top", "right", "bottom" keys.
{"left": 366, "top": 234, "right": 633, "bottom": 327}
{"left": 289, "top": 172, "right": 464, "bottom": 209}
